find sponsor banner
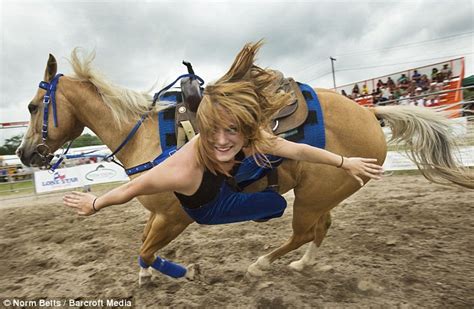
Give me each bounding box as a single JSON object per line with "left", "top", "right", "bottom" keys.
{"left": 78, "top": 163, "right": 129, "bottom": 185}
{"left": 383, "top": 146, "right": 474, "bottom": 171}
{"left": 34, "top": 168, "right": 83, "bottom": 193}
{"left": 34, "top": 162, "right": 129, "bottom": 193}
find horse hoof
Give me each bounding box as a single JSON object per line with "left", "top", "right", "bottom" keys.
{"left": 289, "top": 260, "right": 305, "bottom": 272}
{"left": 185, "top": 263, "right": 200, "bottom": 281}
{"left": 246, "top": 263, "right": 265, "bottom": 277}
{"left": 138, "top": 267, "right": 153, "bottom": 287}
{"left": 139, "top": 274, "right": 153, "bottom": 286}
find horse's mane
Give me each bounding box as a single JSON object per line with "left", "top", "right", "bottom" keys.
{"left": 68, "top": 48, "right": 153, "bottom": 126}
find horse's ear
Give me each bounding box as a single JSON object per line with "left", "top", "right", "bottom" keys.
{"left": 217, "top": 40, "right": 263, "bottom": 83}
{"left": 43, "top": 54, "right": 57, "bottom": 82}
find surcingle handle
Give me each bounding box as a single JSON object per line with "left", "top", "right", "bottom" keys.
{"left": 139, "top": 256, "right": 187, "bottom": 278}
{"left": 182, "top": 61, "right": 195, "bottom": 75}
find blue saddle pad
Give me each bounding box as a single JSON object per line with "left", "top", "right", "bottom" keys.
{"left": 232, "top": 83, "right": 326, "bottom": 187}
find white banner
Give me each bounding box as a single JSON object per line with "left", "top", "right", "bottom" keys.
{"left": 34, "top": 167, "right": 83, "bottom": 193}
{"left": 383, "top": 146, "right": 474, "bottom": 171}
{"left": 34, "top": 162, "right": 129, "bottom": 193}
{"left": 77, "top": 163, "right": 129, "bottom": 185}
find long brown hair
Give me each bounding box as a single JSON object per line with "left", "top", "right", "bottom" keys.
{"left": 196, "top": 41, "right": 293, "bottom": 175}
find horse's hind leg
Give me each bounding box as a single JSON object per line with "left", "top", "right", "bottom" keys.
{"left": 289, "top": 211, "right": 331, "bottom": 271}
{"left": 247, "top": 200, "right": 322, "bottom": 277}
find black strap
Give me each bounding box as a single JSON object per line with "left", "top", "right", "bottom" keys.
{"left": 266, "top": 168, "right": 279, "bottom": 192}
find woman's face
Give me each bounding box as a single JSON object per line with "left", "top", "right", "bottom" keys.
{"left": 212, "top": 122, "right": 245, "bottom": 163}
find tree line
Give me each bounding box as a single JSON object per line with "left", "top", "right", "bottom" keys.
{"left": 0, "top": 134, "right": 103, "bottom": 155}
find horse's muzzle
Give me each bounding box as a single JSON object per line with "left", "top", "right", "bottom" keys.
{"left": 16, "top": 144, "right": 54, "bottom": 167}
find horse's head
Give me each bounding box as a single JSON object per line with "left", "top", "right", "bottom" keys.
{"left": 16, "top": 54, "right": 84, "bottom": 167}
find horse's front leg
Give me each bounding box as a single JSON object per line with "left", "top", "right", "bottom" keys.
{"left": 138, "top": 205, "right": 193, "bottom": 286}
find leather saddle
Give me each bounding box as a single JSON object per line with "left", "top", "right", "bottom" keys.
{"left": 270, "top": 76, "right": 308, "bottom": 135}
{"left": 174, "top": 71, "right": 309, "bottom": 148}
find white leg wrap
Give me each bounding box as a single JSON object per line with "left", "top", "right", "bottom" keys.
{"left": 247, "top": 256, "right": 271, "bottom": 277}
{"left": 289, "top": 242, "right": 318, "bottom": 271}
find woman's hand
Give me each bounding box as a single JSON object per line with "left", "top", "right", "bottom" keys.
{"left": 63, "top": 191, "right": 98, "bottom": 216}
{"left": 341, "top": 157, "right": 384, "bottom": 186}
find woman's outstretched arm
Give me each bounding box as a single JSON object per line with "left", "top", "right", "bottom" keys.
{"left": 263, "top": 132, "right": 384, "bottom": 186}
{"left": 63, "top": 155, "right": 192, "bottom": 216}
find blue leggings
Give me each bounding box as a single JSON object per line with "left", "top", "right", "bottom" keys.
{"left": 181, "top": 183, "right": 287, "bottom": 225}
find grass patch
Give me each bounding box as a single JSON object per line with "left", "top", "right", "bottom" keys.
{"left": 0, "top": 180, "right": 35, "bottom": 196}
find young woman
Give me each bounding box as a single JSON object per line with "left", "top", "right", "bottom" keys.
{"left": 64, "top": 42, "right": 384, "bottom": 224}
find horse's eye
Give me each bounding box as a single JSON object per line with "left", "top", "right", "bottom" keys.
{"left": 28, "top": 103, "right": 38, "bottom": 114}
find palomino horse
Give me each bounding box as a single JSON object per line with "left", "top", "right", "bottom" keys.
{"left": 17, "top": 47, "right": 473, "bottom": 284}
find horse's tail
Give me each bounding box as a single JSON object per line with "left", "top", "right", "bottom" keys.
{"left": 373, "top": 105, "right": 473, "bottom": 189}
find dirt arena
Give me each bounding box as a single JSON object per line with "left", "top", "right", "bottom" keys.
{"left": 0, "top": 174, "right": 472, "bottom": 308}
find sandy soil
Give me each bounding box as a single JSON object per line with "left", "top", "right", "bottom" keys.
{"left": 0, "top": 174, "right": 473, "bottom": 308}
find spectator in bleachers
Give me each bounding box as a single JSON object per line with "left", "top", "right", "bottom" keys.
{"left": 441, "top": 64, "right": 452, "bottom": 81}
{"left": 392, "top": 87, "right": 402, "bottom": 100}
{"left": 431, "top": 67, "right": 445, "bottom": 83}
{"left": 398, "top": 92, "right": 410, "bottom": 105}
{"left": 386, "top": 77, "right": 396, "bottom": 91}
{"left": 380, "top": 86, "right": 392, "bottom": 103}
{"left": 371, "top": 88, "right": 381, "bottom": 104}
{"left": 408, "top": 93, "right": 417, "bottom": 106}
{"left": 406, "top": 80, "right": 417, "bottom": 96}
{"left": 419, "top": 74, "right": 430, "bottom": 91}
{"left": 412, "top": 70, "right": 421, "bottom": 86}
{"left": 397, "top": 73, "right": 410, "bottom": 90}
{"left": 352, "top": 83, "right": 360, "bottom": 97}
{"left": 415, "top": 87, "right": 425, "bottom": 106}
{"left": 425, "top": 83, "right": 441, "bottom": 106}
{"left": 362, "top": 84, "right": 369, "bottom": 95}
{"left": 376, "top": 79, "right": 385, "bottom": 89}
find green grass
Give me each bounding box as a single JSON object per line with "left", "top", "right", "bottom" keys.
{"left": 0, "top": 180, "right": 35, "bottom": 196}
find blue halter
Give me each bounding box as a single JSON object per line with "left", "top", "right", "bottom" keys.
{"left": 37, "top": 73, "right": 74, "bottom": 171}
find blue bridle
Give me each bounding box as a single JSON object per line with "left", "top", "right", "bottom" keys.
{"left": 36, "top": 69, "right": 204, "bottom": 175}
{"left": 38, "top": 74, "right": 63, "bottom": 142}
{"left": 36, "top": 72, "right": 204, "bottom": 174}
{"left": 37, "top": 73, "right": 73, "bottom": 171}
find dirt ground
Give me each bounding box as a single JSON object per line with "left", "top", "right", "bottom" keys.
{"left": 0, "top": 174, "right": 473, "bottom": 308}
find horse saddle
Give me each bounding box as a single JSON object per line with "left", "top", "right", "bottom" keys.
{"left": 270, "top": 76, "right": 308, "bottom": 135}
{"left": 174, "top": 71, "right": 309, "bottom": 148}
